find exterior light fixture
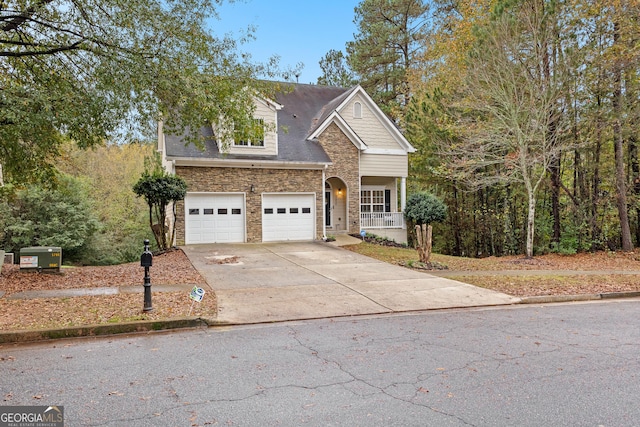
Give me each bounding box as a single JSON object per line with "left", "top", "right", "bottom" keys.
{"left": 250, "top": 184, "right": 255, "bottom": 193}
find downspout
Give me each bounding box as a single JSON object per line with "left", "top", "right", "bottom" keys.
{"left": 322, "top": 165, "right": 327, "bottom": 240}
{"left": 401, "top": 177, "right": 407, "bottom": 229}
{"left": 157, "top": 121, "right": 163, "bottom": 152}
{"left": 170, "top": 160, "right": 178, "bottom": 245}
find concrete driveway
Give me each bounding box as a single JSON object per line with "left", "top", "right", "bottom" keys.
{"left": 181, "top": 242, "right": 519, "bottom": 324}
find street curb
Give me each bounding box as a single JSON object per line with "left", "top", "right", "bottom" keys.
{"left": 519, "top": 291, "right": 640, "bottom": 304}
{"left": 600, "top": 291, "right": 640, "bottom": 299}
{"left": 2, "top": 292, "right": 640, "bottom": 344}
{"left": 0, "top": 317, "right": 227, "bottom": 345}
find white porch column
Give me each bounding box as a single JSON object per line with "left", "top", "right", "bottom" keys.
{"left": 400, "top": 177, "right": 407, "bottom": 211}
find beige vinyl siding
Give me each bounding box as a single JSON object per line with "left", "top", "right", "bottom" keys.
{"left": 339, "top": 94, "right": 400, "bottom": 151}
{"left": 360, "top": 153, "right": 408, "bottom": 177}
{"left": 227, "top": 100, "right": 278, "bottom": 156}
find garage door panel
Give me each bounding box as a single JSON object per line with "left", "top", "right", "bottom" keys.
{"left": 262, "top": 194, "right": 315, "bottom": 242}
{"left": 185, "top": 194, "right": 245, "bottom": 244}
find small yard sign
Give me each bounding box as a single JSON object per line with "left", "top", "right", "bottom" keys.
{"left": 188, "top": 286, "right": 206, "bottom": 316}
{"left": 190, "top": 286, "right": 205, "bottom": 302}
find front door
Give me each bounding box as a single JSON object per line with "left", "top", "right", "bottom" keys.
{"left": 325, "top": 191, "right": 331, "bottom": 226}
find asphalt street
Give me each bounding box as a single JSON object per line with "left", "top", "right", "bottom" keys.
{"left": 2, "top": 300, "right": 639, "bottom": 426}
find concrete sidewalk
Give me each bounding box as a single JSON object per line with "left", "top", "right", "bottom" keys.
{"left": 5, "top": 284, "right": 197, "bottom": 300}
{"left": 181, "top": 241, "right": 520, "bottom": 324}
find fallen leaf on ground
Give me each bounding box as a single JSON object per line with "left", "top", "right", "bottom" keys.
{"left": 0, "top": 249, "right": 215, "bottom": 331}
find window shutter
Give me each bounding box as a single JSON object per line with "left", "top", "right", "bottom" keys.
{"left": 385, "top": 190, "right": 391, "bottom": 212}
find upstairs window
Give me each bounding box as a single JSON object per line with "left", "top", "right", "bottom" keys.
{"left": 353, "top": 102, "right": 362, "bottom": 119}
{"left": 234, "top": 118, "right": 265, "bottom": 147}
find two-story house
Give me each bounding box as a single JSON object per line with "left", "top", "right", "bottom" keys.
{"left": 158, "top": 82, "right": 415, "bottom": 245}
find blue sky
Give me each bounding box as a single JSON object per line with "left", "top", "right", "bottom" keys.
{"left": 211, "top": 0, "right": 360, "bottom": 84}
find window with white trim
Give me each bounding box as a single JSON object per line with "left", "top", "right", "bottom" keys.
{"left": 360, "top": 188, "right": 385, "bottom": 213}
{"left": 233, "top": 118, "right": 265, "bottom": 147}
{"left": 353, "top": 102, "right": 362, "bottom": 119}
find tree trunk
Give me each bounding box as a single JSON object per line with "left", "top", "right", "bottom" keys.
{"left": 626, "top": 69, "right": 640, "bottom": 246}
{"left": 612, "top": 21, "right": 633, "bottom": 252}
{"left": 614, "top": 119, "right": 632, "bottom": 251}
{"left": 148, "top": 205, "right": 162, "bottom": 250}
{"left": 525, "top": 192, "right": 536, "bottom": 259}
{"left": 550, "top": 156, "right": 561, "bottom": 245}
{"left": 452, "top": 184, "right": 462, "bottom": 256}
{"left": 158, "top": 205, "right": 168, "bottom": 251}
{"left": 591, "top": 95, "right": 603, "bottom": 250}
{"left": 503, "top": 184, "right": 514, "bottom": 255}
{"left": 542, "top": 6, "right": 561, "bottom": 248}
{"left": 415, "top": 224, "right": 433, "bottom": 263}
{"left": 628, "top": 133, "right": 640, "bottom": 245}
{"left": 426, "top": 225, "right": 432, "bottom": 262}
{"left": 169, "top": 201, "right": 177, "bottom": 249}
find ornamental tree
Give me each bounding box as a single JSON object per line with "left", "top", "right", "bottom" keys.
{"left": 404, "top": 192, "right": 447, "bottom": 263}
{"left": 133, "top": 172, "right": 187, "bottom": 251}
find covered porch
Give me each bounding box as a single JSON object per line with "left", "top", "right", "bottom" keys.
{"left": 359, "top": 176, "right": 407, "bottom": 244}
{"left": 324, "top": 175, "right": 408, "bottom": 244}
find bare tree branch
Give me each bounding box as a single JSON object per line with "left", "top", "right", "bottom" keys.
{"left": 0, "top": 40, "right": 84, "bottom": 57}
{"left": 0, "top": 0, "right": 56, "bottom": 32}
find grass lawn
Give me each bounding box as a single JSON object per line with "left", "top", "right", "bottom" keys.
{"left": 342, "top": 242, "right": 640, "bottom": 297}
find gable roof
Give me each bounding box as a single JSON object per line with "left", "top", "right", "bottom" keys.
{"left": 306, "top": 110, "right": 368, "bottom": 150}
{"left": 309, "top": 85, "right": 415, "bottom": 153}
{"left": 162, "top": 82, "right": 414, "bottom": 166}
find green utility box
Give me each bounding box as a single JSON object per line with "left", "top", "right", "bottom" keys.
{"left": 20, "top": 246, "right": 62, "bottom": 272}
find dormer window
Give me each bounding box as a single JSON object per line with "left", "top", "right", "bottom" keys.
{"left": 234, "top": 118, "right": 265, "bottom": 147}
{"left": 353, "top": 102, "right": 362, "bottom": 119}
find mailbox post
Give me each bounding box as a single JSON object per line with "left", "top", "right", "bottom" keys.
{"left": 140, "top": 239, "right": 153, "bottom": 312}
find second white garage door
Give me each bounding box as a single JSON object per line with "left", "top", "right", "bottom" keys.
{"left": 185, "top": 193, "right": 245, "bottom": 244}
{"left": 262, "top": 193, "right": 315, "bottom": 242}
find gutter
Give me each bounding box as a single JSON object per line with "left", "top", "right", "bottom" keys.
{"left": 168, "top": 157, "right": 331, "bottom": 170}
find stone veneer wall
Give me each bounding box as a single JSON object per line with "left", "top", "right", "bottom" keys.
{"left": 317, "top": 122, "right": 361, "bottom": 234}
{"left": 175, "top": 166, "right": 323, "bottom": 244}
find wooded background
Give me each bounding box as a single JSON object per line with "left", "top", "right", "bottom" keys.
{"left": 1, "top": 0, "right": 639, "bottom": 262}
{"left": 319, "top": 0, "right": 640, "bottom": 257}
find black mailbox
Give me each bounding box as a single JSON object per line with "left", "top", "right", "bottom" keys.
{"left": 140, "top": 240, "right": 153, "bottom": 267}
{"left": 140, "top": 251, "right": 153, "bottom": 267}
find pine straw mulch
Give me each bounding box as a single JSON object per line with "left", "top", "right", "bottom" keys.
{"left": 0, "top": 249, "right": 214, "bottom": 332}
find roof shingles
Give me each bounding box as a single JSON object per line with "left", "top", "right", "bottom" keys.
{"left": 164, "top": 83, "right": 352, "bottom": 164}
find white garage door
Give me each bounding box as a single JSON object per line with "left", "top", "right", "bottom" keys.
{"left": 185, "top": 193, "right": 245, "bottom": 244}
{"left": 262, "top": 194, "right": 315, "bottom": 242}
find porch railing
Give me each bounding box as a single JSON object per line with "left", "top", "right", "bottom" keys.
{"left": 360, "top": 212, "right": 405, "bottom": 229}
